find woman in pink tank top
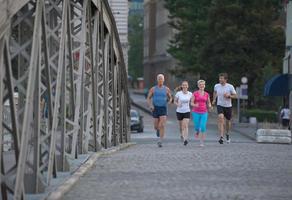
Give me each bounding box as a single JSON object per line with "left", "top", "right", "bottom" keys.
{"left": 191, "top": 80, "right": 212, "bottom": 147}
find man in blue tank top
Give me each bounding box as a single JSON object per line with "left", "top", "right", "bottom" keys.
{"left": 147, "top": 74, "right": 172, "bottom": 147}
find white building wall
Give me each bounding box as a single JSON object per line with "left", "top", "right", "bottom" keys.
{"left": 108, "top": 0, "right": 129, "bottom": 71}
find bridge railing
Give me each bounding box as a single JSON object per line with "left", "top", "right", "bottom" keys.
{"left": 0, "top": 0, "right": 130, "bottom": 199}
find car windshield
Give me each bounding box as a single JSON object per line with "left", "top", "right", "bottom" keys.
{"left": 131, "top": 110, "right": 138, "bottom": 118}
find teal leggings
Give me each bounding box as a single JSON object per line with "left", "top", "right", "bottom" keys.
{"left": 192, "top": 112, "right": 208, "bottom": 133}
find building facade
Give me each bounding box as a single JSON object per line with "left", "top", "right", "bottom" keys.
{"left": 129, "top": 0, "right": 143, "bottom": 14}
{"left": 143, "top": 0, "right": 178, "bottom": 89}
{"left": 108, "top": 0, "right": 129, "bottom": 71}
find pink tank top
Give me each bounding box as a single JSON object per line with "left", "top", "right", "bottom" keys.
{"left": 192, "top": 91, "right": 209, "bottom": 113}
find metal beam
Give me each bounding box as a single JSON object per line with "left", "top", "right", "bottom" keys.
{"left": 0, "top": 0, "right": 130, "bottom": 198}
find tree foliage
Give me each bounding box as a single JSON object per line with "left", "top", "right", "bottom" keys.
{"left": 128, "top": 14, "right": 144, "bottom": 79}
{"left": 164, "top": 0, "right": 211, "bottom": 75}
{"left": 164, "top": 0, "right": 285, "bottom": 107}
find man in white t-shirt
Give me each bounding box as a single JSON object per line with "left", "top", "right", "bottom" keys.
{"left": 212, "top": 73, "right": 237, "bottom": 144}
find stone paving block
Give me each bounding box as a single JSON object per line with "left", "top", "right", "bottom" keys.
{"left": 256, "top": 129, "right": 291, "bottom": 144}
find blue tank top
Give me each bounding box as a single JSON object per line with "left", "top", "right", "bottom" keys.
{"left": 153, "top": 86, "right": 167, "bottom": 107}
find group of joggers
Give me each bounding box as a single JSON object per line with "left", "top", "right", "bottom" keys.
{"left": 146, "top": 73, "right": 237, "bottom": 148}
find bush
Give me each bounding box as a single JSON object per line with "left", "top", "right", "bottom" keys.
{"left": 242, "top": 109, "right": 278, "bottom": 123}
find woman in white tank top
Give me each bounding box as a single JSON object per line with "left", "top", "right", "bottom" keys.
{"left": 174, "top": 81, "right": 192, "bottom": 145}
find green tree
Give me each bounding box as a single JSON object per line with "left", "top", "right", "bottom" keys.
{"left": 164, "top": 0, "right": 212, "bottom": 76}
{"left": 128, "top": 14, "right": 144, "bottom": 79}
{"left": 201, "top": 0, "right": 285, "bottom": 106}
{"left": 165, "top": 0, "right": 285, "bottom": 107}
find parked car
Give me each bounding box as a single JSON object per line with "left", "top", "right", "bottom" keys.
{"left": 130, "top": 109, "right": 144, "bottom": 133}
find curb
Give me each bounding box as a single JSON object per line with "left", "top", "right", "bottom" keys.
{"left": 133, "top": 91, "right": 145, "bottom": 96}
{"left": 131, "top": 101, "right": 152, "bottom": 115}
{"left": 233, "top": 127, "right": 256, "bottom": 141}
{"left": 45, "top": 142, "right": 135, "bottom": 200}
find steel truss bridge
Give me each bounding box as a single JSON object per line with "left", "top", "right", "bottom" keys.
{"left": 0, "top": 0, "right": 130, "bottom": 199}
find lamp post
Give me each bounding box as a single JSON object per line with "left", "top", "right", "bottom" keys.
{"left": 237, "top": 76, "right": 248, "bottom": 123}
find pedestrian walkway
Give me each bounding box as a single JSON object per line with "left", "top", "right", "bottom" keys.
{"left": 63, "top": 141, "right": 292, "bottom": 200}
{"left": 61, "top": 91, "right": 292, "bottom": 200}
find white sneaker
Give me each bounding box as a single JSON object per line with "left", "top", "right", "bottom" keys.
{"left": 226, "top": 134, "right": 230, "bottom": 144}
{"left": 199, "top": 143, "right": 204, "bottom": 147}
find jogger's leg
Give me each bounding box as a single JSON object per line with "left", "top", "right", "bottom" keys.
{"left": 226, "top": 119, "right": 231, "bottom": 142}
{"left": 200, "top": 113, "right": 208, "bottom": 133}
{"left": 179, "top": 120, "right": 183, "bottom": 138}
{"left": 192, "top": 112, "right": 200, "bottom": 132}
{"left": 226, "top": 119, "right": 231, "bottom": 134}
{"left": 182, "top": 118, "right": 190, "bottom": 140}
{"left": 200, "top": 113, "right": 208, "bottom": 145}
{"left": 218, "top": 114, "right": 225, "bottom": 138}
{"left": 199, "top": 133, "right": 206, "bottom": 146}
{"left": 158, "top": 116, "right": 167, "bottom": 139}
{"left": 154, "top": 118, "right": 159, "bottom": 131}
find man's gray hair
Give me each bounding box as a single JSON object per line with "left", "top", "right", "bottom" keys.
{"left": 157, "top": 74, "right": 165, "bottom": 80}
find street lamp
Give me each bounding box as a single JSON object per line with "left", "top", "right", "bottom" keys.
{"left": 237, "top": 76, "right": 248, "bottom": 123}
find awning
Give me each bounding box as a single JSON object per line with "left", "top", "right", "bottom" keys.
{"left": 264, "top": 74, "right": 292, "bottom": 96}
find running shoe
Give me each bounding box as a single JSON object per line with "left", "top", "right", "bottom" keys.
{"left": 195, "top": 131, "right": 199, "bottom": 139}
{"left": 218, "top": 137, "right": 224, "bottom": 144}
{"left": 200, "top": 143, "right": 204, "bottom": 147}
{"left": 226, "top": 134, "right": 230, "bottom": 144}
{"left": 183, "top": 140, "right": 188, "bottom": 146}
{"left": 157, "top": 141, "right": 162, "bottom": 148}
{"left": 156, "top": 129, "right": 160, "bottom": 137}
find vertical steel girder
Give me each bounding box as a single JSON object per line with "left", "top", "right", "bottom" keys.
{"left": 0, "top": 0, "right": 130, "bottom": 199}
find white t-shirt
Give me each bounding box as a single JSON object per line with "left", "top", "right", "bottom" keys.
{"left": 214, "top": 83, "right": 236, "bottom": 107}
{"left": 175, "top": 91, "right": 192, "bottom": 113}
{"left": 281, "top": 108, "right": 290, "bottom": 119}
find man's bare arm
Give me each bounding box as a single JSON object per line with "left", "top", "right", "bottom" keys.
{"left": 166, "top": 87, "right": 172, "bottom": 104}
{"left": 190, "top": 96, "right": 196, "bottom": 107}
{"left": 225, "top": 92, "right": 237, "bottom": 99}
{"left": 212, "top": 91, "right": 217, "bottom": 105}
{"left": 207, "top": 96, "right": 212, "bottom": 108}
{"left": 230, "top": 93, "right": 237, "bottom": 99}
{"left": 174, "top": 96, "right": 180, "bottom": 106}
{"left": 147, "top": 87, "right": 154, "bottom": 110}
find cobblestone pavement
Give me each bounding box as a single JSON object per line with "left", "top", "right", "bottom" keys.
{"left": 63, "top": 142, "right": 292, "bottom": 200}
{"left": 63, "top": 93, "right": 292, "bottom": 200}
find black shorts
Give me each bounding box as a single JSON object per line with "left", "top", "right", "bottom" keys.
{"left": 282, "top": 119, "right": 290, "bottom": 127}
{"left": 217, "top": 105, "right": 232, "bottom": 120}
{"left": 176, "top": 112, "right": 190, "bottom": 121}
{"left": 152, "top": 106, "right": 167, "bottom": 118}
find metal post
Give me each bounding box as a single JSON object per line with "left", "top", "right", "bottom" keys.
{"left": 47, "top": 0, "right": 69, "bottom": 184}
{"left": 103, "top": 35, "right": 110, "bottom": 148}
{"left": 88, "top": 5, "right": 98, "bottom": 151}
{"left": 236, "top": 87, "right": 240, "bottom": 123}
{"left": 71, "top": 0, "right": 88, "bottom": 157}
{"left": 112, "top": 64, "right": 118, "bottom": 146}
{"left": 0, "top": 36, "right": 5, "bottom": 200}
{"left": 14, "top": 0, "right": 43, "bottom": 197}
